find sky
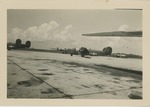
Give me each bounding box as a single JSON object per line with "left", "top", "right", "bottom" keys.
{"left": 7, "top": 9, "right": 142, "bottom": 55}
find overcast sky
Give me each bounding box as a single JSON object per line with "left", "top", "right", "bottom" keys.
{"left": 7, "top": 9, "right": 142, "bottom": 55}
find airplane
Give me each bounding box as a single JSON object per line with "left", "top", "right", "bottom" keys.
{"left": 7, "top": 39, "right": 31, "bottom": 50}
{"left": 69, "top": 46, "right": 112, "bottom": 58}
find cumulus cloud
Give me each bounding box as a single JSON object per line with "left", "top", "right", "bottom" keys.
{"left": 61, "top": 25, "right": 72, "bottom": 35}
{"left": 118, "top": 24, "right": 129, "bottom": 31}
{"left": 8, "top": 20, "right": 73, "bottom": 42}
{"left": 56, "top": 24, "right": 73, "bottom": 41}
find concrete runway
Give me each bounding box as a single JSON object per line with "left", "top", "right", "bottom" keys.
{"left": 7, "top": 50, "right": 142, "bottom": 99}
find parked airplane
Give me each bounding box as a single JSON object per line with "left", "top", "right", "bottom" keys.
{"left": 69, "top": 47, "right": 112, "bottom": 57}
{"left": 7, "top": 39, "right": 31, "bottom": 50}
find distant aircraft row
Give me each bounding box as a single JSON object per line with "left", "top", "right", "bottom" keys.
{"left": 7, "top": 30, "right": 142, "bottom": 58}
{"left": 58, "top": 46, "right": 112, "bottom": 57}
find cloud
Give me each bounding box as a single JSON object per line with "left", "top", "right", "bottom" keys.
{"left": 8, "top": 20, "right": 73, "bottom": 42}
{"left": 57, "top": 24, "right": 73, "bottom": 41}
{"left": 61, "top": 25, "right": 72, "bottom": 35}
{"left": 118, "top": 24, "right": 129, "bottom": 31}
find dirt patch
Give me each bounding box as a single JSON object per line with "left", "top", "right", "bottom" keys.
{"left": 32, "top": 58, "right": 44, "bottom": 61}
{"left": 65, "top": 68, "right": 76, "bottom": 72}
{"left": 41, "top": 89, "right": 53, "bottom": 94}
{"left": 81, "top": 85, "right": 89, "bottom": 88}
{"left": 40, "top": 73, "right": 54, "bottom": 75}
{"left": 126, "top": 79, "right": 140, "bottom": 83}
{"left": 75, "top": 77, "right": 80, "bottom": 79}
{"left": 94, "top": 85, "right": 104, "bottom": 89}
{"left": 65, "top": 68, "right": 74, "bottom": 71}
{"left": 68, "top": 65, "right": 77, "bottom": 67}
{"left": 62, "top": 62, "right": 92, "bottom": 69}
{"left": 130, "top": 86, "right": 141, "bottom": 89}
{"left": 83, "top": 68, "right": 90, "bottom": 71}
{"left": 128, "top": 94, "right": 142, "bottom": 99}
{"left": 128, "top": 90, "right": 142, "bottom": 99}
{"left": 75, "top": 86, "right": 82, "bottom": 89}
{"left": 7, "top": 83, "right": 10, "bottom": 87}
{"left": 21, "top": 68, "right": 26, "bottom": 70}
{"left": 17, "top": 81, "right": 31, "bottom": 87}
{"left": 17, "top": 77, "right": 43, "bottom": 87}
{"left": 38, "top": 69, "right": 49, "bottom": 71}
{"left": 112, "top": 80, "right": 120, "bottom": 84}
{"left": 32, "top": 58, "right": 58, "bottom": 63}
{"left": 113, "top": 77, "right": 121, "bottom": 80}
{"left": 11, "top": 73, "right": 17, "bottom": 75}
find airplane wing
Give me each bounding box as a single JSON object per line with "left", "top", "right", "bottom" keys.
{"left": 82, "top": 31, "right": 142, "bottom": 37}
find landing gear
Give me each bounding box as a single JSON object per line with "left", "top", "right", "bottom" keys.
{"left": 81, "top": 54, "right": 84, "bottom": 57}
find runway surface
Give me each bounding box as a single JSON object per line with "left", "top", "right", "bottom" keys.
{"left": 7, "top": 50, "right": 142, "bottom": 99}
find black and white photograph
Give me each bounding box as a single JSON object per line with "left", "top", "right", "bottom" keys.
{"left": 7, "top": 9, "right": 142, "bottom": 99}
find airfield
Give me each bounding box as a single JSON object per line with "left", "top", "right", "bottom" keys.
{"left": 7, "top": 50, "right": 142, "bottom": 99}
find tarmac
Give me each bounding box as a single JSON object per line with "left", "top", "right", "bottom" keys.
{"left": 7, "top": 50, "right": 142, "bottom": 99}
